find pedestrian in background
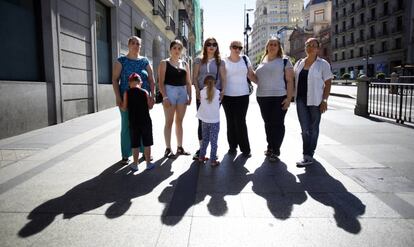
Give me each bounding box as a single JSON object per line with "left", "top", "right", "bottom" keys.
{"left": 222, "top": 41, "right": 255, "bottom": 157}
{"left": 192, "top": 37, "right": 226, "bottom": 160}
{"left": 293, "top": 38, "right": 333, "bottom": 167}
{"left": 158, "top": 40, "right": 192, "bottom": 158}
{"left": 196, "top": 75, "right": 221, "bottom": 166}
{"left": 252, "top": 37, "right": 294, "bottom": 163}
{"left": 112, "top": 36, "right": 155, "bottom": 164}
{"left": 120, "top": 73, "right": 155, "bottom": 171}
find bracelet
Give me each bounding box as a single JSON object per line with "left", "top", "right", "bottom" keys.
{"left": 163, "top": 97, "right": 169, "bottom": 100}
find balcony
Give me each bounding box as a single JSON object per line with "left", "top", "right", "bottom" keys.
{"left": 367, "top": 34, "right": 376, "bottom": 40}
{"left": 356, "top": 20, "right": 365, "bottom": 26}
{"left": 393, "top": 6, "right": 404, "bottom": 14}
{"left": 152, "top": 0, "right": 166, "bottom": 21}
{"left": 367, "top": 16, "right": 377, "bottom": 23}
{"left": 347, "top": 40, "right": 355, "bottom": 45}
{"left": 377, "top": 31, "right": 388, "bottom": 38}
{"left": 392, "top": 27, "right": 403, "bottom": 34}
{"left": 368, "top": 0, "right": 377, "bottom": 6}
{"left": 356, "top": 37, "right": 365, "bottom": 43}
{"left": 165, "top": 16, "right": 176, "bottom": 34}
{"left": 357, "top": 2, "right": 366, "bottom": 9}
{"left": 347, "top": 24, "right": 356, "bottom": 31}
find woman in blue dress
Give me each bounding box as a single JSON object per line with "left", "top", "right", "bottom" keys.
{"left": 112, "top": 36, "right": 155, "bottom": 163}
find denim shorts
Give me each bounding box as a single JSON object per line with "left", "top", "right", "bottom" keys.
{"left": 165, "top": 85, "right": 188, "bottom": 105}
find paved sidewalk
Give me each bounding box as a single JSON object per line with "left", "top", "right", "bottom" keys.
{"left": 0, "top": 94, "right": 413, "bottom": 246}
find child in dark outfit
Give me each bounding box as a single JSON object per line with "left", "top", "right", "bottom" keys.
{"left": 121, "top": 72, "right": 155, "bottom": 171}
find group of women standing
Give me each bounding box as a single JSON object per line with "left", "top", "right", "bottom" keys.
{"left": 112, "top": 35, "right": 333, "bottom": 167}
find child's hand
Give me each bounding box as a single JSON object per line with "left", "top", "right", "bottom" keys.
{"left": 148, "top": 97, "right": 154, "bottom": 109}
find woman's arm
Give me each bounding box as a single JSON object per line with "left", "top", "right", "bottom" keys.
{"left": 158, "top": 60, "right": 170, "bottom": 107}
{"left": 282, "top": 67, "right": 294, "bottom": 110}
{"left": 320, "top": 78, "right": 332, "bottom": 113}
{"left": 193, "top": 62, "right": 201, "bottom": 100}
{"left": 120, "top": 91, "right": 128, "bottom": 111}
{"left": 146, "top": 63, "right": 156, "bottom": 97}
{"left": 185, "top": 61, "right": 192, "bottom": 105}
{"left": 146, "top": 92, "right": 154, "bottom": 110}
{"left": 112, "top": 61, "right": 122, "bottom": 106}
{"left": 219, "top": 63, "right": 227, "bottom": 100}
{"left": 248, "top": 67, "right": 257, "bottom": 84}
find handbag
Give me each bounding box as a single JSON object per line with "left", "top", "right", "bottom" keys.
{"left": 242, "top": 55, "right": 254, "bottom": 95}
{"left": 155, "top": 90, "right": 163, "bottom": 104}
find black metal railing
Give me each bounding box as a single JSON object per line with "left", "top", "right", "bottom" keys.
{"left": 369, "top": 81, "right": 414, "bottom": 123}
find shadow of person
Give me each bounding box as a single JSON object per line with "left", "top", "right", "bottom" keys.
{"left": 297, "top": 160, "right": 366, "bottom": 234}
{"left": 19, "top": 158, "right": 173, "bottom": 237}
{"left": 158, "top": 153, "right": 252, "bottom": 225}
{"left": 251, "top": 159, "right": 307, "bottom": 219}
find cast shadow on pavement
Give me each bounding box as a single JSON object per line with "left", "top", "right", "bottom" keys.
{"left": 297, "top": 160, "right": 366, "bottom": 234}
{"left": 159, "top": 152, "right": 251, "bottom": 225}
{"left": 252, "top": 159, "right": 307, "bottom": 219}
{"left": 18, "top": 157, "right": 174, "bottom": 237}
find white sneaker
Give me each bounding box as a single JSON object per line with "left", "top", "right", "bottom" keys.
{"left": 129, "top": 163, "right": 138, "bottom": 171}
{"left": 296, "top": 156, "right": 314, "bottom": 167}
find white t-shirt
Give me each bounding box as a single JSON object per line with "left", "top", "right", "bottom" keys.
{"left": 196, "top": 88, "right": 220, "bottom": 123}
{"left": 224, "top": 56, "right": 251, "bottom": 96}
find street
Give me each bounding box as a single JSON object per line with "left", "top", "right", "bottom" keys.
{"left": 0, "top": 85, "right": 413, "bottom": 246}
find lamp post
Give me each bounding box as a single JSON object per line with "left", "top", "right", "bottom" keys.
{"left": 244, "top": 5, "right": 253, "bottom": 56}
{"left": 362, "top": 51, "right": 372, "bottom": 77}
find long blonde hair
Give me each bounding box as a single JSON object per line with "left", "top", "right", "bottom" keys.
{"left": 260, "top": 38, "right": 284, "bottom": 63}
{"left": 204, "top": 75, "right": 216, "bottom": 103}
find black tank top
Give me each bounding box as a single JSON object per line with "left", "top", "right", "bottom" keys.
{"left": 127, "top": 88, "right": 152, "bottom": 127}
{"left": 165, "top": 61, "right": 187, "bottom": 86}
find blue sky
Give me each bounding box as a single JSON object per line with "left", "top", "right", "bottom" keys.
{"left": 200, "top": 0, "right": 309, "bottom": 56}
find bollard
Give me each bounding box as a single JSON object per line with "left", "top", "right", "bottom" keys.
{"left": 389, "top": 72, "right": 398, "bottom": 94}
{"left": 354, "top": 75, "right": 369, "bottom": 117}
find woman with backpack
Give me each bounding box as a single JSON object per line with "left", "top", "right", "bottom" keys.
{"left": 251, "top": 37, "right": 294, "bottom": 162}
{"left": 222, "top": 40, "right": 255, "bottom": 157}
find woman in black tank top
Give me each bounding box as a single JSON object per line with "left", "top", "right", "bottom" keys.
{"left": 158, "top": 40, "right": 192, "bottom": 157}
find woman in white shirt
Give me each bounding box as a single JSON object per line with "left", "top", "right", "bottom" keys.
{"left": 252, "top": 38, "right": 294, "bottom": 163}
{"left": 222, "top": 41, "right": 255, "bottom": 157}
{"left": 293, "top": 38, "right": 333, "bottom": 167}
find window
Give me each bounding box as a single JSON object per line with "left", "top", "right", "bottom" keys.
{"left": 396, "top": 16, "right": 403, "bottom": 31}
{"left": 360, "top": 13, "right": 364, "bottom": 24}
{"left": 382, "top": 22, "right": 387, "bottom": 34}
{"left": 370, "top": 25, "right": 375, "bottom": 38}
{"left": 395, "top": 38, "right": 401, "bottom": 49}
{"left": 335, "top": 24, "right": 338, "bottom": 34}
{"left": 351, "top": 33, "right": 354, "bottom": 43}
{"left": 334, "top": 53, "right": 338, "bottom": 61}
{"left": 370, "top": 44, "right": 375, "bottom": 54}
{"left": 335, "top": 38, "right": 338, "bottom": 48}
{"left": 96, "top": 1, "right": 112, "bottom": 84}
{"left": 342, "top": 21, "right": 346, "bottom": 31}
{"left": 371, "top": 8, "right": 376, "bottom": 20}
{"left": 342, "top": 36, "right": 345, "bottom": 45}
{"left": 359, "top": 47, "right": 364, "bottom": 56}
{"left": 381, "top": 41, "right": 387, "bottom": 52}
{"left": 314, "top": 10, "right": 324, "bottom": 22}
{"left": 342, "top": 51, "right": 345, "bottom": 60}
{"left": 343, "top": 8, "right": 346, "bottom": 17}
{"left": 350, "top": 49, "right": 354, "bottom": 58}
{"left": 0, "top": 0, "right": 43, "bottom": 81}
{"left": 383, "top": 2, "right": 388, "bottom": 15}
{"left": 351, "top": 17, "right": 354, "bottom": 28}
{"left": 359, "top": 29, "right": 364, "bottom": 41}
{"left": 335, "top": 11, "right": 338, "bottom": 20}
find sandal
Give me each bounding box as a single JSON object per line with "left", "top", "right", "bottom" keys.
{"left": 164, "top": 148, "right": 174, "bottom": 158}
{"left": 211, "top": 160, "right": 220, "bottom": 167}
{"left": 198, "top": 156, "right": 209, "bottom": 163}
{"left": 176, "top": 147, "right": 190, "bottom": 156}
{"left": 264, "top": 149, "right": 272, "bottom": 157}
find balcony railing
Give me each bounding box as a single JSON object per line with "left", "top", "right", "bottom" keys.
{"left": 392, "top": 27, "right": 403, "bottom": 34}
{"left": 166, "top": 16, "right": 176, "bottom": 34}
{"left": 368, "top": 0, "right": 377, "bottom": 6}
{"left": 152, "top": 0, "right": 166, "bottom": 21}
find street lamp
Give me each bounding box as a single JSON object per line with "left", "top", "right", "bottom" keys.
{"left": 244, "top": 5, "right": 254, "bottom": 56}
{"left": 362, "top": 52, "right": 373, "bottom": 77}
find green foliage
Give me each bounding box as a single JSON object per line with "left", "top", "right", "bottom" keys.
{"left": 341, "top": 73, "right": 351, "bottom": 79}
{"left": 376, "top": 73, "right": 386, "bottom": 79}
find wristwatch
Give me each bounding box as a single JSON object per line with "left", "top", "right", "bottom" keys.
{"left": 322, "top": 99, "right": 328, "bottom": 103}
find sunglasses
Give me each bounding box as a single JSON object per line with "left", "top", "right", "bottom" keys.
{"left": 206, "top": 42, "right": 218, "bottom": 48}
{"left": 231, "top": 45, "right": 243, "bottom": 50}
{"left": 305, "top": 43, "right": 319, "bottom": 48}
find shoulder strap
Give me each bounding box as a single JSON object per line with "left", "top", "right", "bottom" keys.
{"left": 242, "top": 55, "right": 248, "bottom": 68}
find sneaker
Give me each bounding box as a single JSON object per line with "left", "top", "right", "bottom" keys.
{"left": 121, "top": 157, "right": 130, "bottom": 164}
{"left": 264, "top": 149, "right": 272, "bottom": 157}
{"left": 296, "top": 156, "right": 314, "bottom": 167}
{"left": 193, "top": 149, "right": 200, "bottom": 160}
{"left": 146, "top": 162, "right": 155, "bottom": 170}
{"left": 164, "top": 148, "right": 174, "bottom": 158}
{"left": 269, "top": 153, "right": 280, "bottom": 163}
{"left": 129, "top": 163, "right": 138, "bottom": 171}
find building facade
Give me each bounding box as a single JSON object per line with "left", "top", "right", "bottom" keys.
{"left": 249, "top": 0, "right": 303, "bottom": 66}
{"left": 289, "top": 0, "right": 332, "bottom": 63}
{"left": 331, "top": 0, "right": 413, "bottom": 78}
{"left": 0, "top": 0, "right": 201, "bottom": 139}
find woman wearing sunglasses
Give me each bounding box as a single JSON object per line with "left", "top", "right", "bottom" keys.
{"left": 222, "top": 41, "right": 255, "bottom": 157}
{"left": 192, "top": 37, "right": 226, "bottom": 160}
{"left": 293, "top": 38, "right": 333, "bottom": 167}
{"left": 251, "top": 38, "right": 294, "bottom": 163}
{"left": 158, "top": 40, "right": 192, "bottom": 158}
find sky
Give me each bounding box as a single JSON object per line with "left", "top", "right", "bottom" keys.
{"left": 200, "top": 0, "right": 310, "bottom": 56}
